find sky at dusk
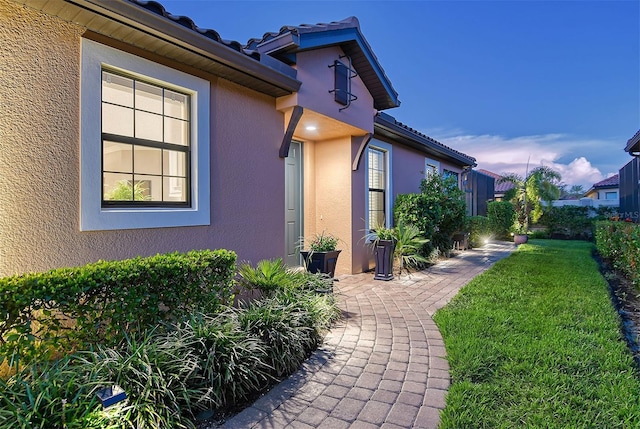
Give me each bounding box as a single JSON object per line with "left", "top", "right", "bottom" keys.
{"left": 162, "top": 0, "right": 639, "bottom": 189}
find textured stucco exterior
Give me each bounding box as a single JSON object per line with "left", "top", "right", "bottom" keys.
{"left": 277, "top": 47, "right": 375, "bottom": 134}
{"left": 0, "top": 0, "right": 285, "bottom": 276}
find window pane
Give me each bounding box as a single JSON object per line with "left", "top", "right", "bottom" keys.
{"left": 369, "top": 191, "right": 384, "bottom": 227}
{"left": 103, "top": 173, "right": 134, "bottom": 201}
{"left": 163, "top": 150, "right": 186, "bottom": 177}
{"left": 135, "top": 110, "right": 163, "bottom": 141}
{"left": 103, "top": 141, "right": 132, "bottom": 173}
{"left": 164, "top": 90, "right": 188, "bottom": 119}
{"left": 134, "top": 175, "right": 161, "bottom": 201}
{"left": 102, "top": 104, "right": 133, "bottom": 136}
{"left": 163, "top": 177, "right": 187, "bottom": 202}
{"left": 135, "top": 81, "right": 163, "bottom": 114}
{"left": 102, "top": 72, "right": 133, "bottom": 107}
{"left": 164, "top": 117, "right": 189, "bottom": 145}
{"left": 134, "top": 146, "right": 162, "bottom": 175}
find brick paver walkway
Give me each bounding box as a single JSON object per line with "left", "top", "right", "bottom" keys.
{"left": 221, "top": 242, "right": 515, "bottom": 428}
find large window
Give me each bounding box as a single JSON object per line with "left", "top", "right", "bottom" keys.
{"left": 102, "top": 71, "right": 190, "bottom": 206}
{"left": 368, "top": 147, "right": 387, "bottom": 229}
{"left": 80, "top": 39, "right": 210, "bottom": 231}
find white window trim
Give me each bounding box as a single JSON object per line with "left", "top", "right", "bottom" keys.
{"left": 425, "top": 157, "right": 440, "bottom": 177}
{"left": 80, "top": 39, "right": 210, "bottom": 231}
{"left": 365, "top": 139, "right": 393, "bottom": 235}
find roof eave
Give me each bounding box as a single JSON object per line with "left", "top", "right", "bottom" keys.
{"left": 625, "top": 129, "right": 640, "bottom": 154}
{"left": 374, "top": 115, "right": 476, "bottom": 168}
{"left": 22, "top": 0, "right": 301, "bottom": 97}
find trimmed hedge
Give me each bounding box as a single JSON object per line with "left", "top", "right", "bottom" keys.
{"left": 595, "top": 221, "right": 640, "bottom": 286}
{"left": 0, "top": 249, "right": 236, "bottom": 364}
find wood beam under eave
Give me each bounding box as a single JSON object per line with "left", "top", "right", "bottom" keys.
{"left": 279, "top": 106, "right": 304, "bottom": 158}
{"left": 351, "top": 133, "right": 373, "bottom": 171}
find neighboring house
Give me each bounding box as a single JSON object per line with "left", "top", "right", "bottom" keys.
{"left": 584, "top": 174, "right": 619, "bottom": 206}
{"left": 0, "top": 0, "right": 477, "bottom": 277}
{"left": 477, "top": 169, "right": 514, "bottom": 201}
{"left": 620, "top": 130, "right": 640, "bottom": 221}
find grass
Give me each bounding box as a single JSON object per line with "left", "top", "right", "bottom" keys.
{"left": 434, "top": 239, "right": 640, "bottom": 428}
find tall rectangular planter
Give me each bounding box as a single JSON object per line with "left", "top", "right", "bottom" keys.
{"left": 374, "top": 240, "right": 395, "bottom": 281}
{"left": 300, "top": 250, "right": 341, "bottom": 278}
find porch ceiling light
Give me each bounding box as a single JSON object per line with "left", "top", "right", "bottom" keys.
{"left": 305, "top": 125, "right": 317, "bottom": 131}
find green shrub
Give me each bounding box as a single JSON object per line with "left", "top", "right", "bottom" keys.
{"left": 538, "top": 206, "right": 595, "bottom": 239}
{"left": 0, "top": 249, "right": 236, "bottom": 366}
{"left": 486, "top": 201, "right": 515, "bottom": 239}
{"left": 595, "top": 221, "right": 640, "bottom": 286}
{"left": 394, "top": 174, "right": 466, "bottom": 256}
{"left": 467, "top": 216, "right": 492, "bottom": 248}
{"left": 238, "top": 258, "right": 295, "bottom": 298}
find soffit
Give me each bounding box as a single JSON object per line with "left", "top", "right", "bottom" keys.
{"left": 292, "top": 109, "right": 368, "bottom": 142}
{"left": 15, "top": 0, "right": 300, "bottom": 98}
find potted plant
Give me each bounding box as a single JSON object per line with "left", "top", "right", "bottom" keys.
{"left": 366, "top": 224, "right": 396, "bottom": 281}
{"left": 300, "top": 231, "right": 341, "bottom": 278}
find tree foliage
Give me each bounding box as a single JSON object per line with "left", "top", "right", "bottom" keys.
{"left": 500, "top": 166, "right": 562, "bottom": 232}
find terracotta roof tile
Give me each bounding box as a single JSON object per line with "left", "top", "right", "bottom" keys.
{"left": 592, "top": 174, "right": 619, "bottom": 188}
{"left": 128, "top": 0, "right": 260, "bottom": 59}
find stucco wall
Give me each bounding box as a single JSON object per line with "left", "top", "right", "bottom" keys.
{"left": 308, "top": 137, "right": 353, "bottom": 275}
{"left": 277, "top": 47, "right": 375, "bottom": 134}
{"left": 0, "top": 0, "right": 285, "bottom": 276}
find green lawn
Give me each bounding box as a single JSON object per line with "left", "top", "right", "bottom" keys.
{"left": 434, "top": 239, "right": 640, "bottom": 428}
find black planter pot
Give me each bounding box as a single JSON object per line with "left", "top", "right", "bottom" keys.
{"left": 374, "top": 239, "right": 395, "bottom": 281}
{"left": 300, "top": 250, "right": 342, "bottom": 278}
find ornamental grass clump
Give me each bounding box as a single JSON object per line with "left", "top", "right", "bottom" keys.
{"left": 182, "top": 311, "right": 271, "bottom": 407}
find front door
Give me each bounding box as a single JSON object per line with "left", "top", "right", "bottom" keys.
{"left": 285, "top": 141, "right": 303, "bottom": 267}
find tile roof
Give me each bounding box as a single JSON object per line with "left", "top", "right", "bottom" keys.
{"left": 476, "top": 169, "right": 515, "bottom": 193}
{"left": 245, "top": 16, "right": 400, "bottom": 110}
{"left": 375, "top": 113, "right": 476, "bottom": 167}
{"left": 591, "top": 174, "right": 619, "bottom": 188}
{"left": 129, "top": 0, "right": 261, "bottom": 59}
{"left": 246, "top": 16, "right": 363, "bottom": 50}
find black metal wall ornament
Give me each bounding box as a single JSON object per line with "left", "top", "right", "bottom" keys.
{"left": 329, "top": 55, "right": 358, "bottom": 111}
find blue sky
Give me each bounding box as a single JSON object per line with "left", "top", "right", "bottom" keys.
{"left": 162, "top": 0, "right": 639, "bottom": 188}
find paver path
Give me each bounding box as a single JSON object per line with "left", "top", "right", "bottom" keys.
{"left": 221, "top": 242, "right": 516, "bottom": 428}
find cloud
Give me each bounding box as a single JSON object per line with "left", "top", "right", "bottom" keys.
{"left": 437, "top": 133, "right": 622, "bottom": 189}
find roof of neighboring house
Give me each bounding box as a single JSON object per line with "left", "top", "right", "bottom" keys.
{"left": 246, "top": 16, "right": 400, "bottom": 111}
{"left": 476, "top": 169, "right": 515, "bottom": 193}
{"left": 591, "top": 174, "right": 620, "bottom": 189}
{"left": 584, "top": 174, "right": 619, "bottom": 197}
{"left": 625, "top": 129, "right": 640, "bottom": 154}
{"left": 374, "top": 113, "right": 476, "bottom": 167}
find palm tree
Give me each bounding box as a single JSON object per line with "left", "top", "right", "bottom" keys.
{"left": 499, "top": 165, "right": 562, "bottom": 233}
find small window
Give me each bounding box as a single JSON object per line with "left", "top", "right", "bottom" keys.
{"left": 425, "top": 158, "right": 440, "bottom": 177}
{"left": 368, "top": 148, "right": 386, "bottom": 229}
{"left": 605, "top": 191, "right": 617, "bottom": 200}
